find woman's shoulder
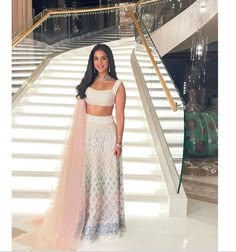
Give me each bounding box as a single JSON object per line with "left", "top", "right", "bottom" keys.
{"left": 112, "top": 79, "right": 124, "bottom": 86}
{"left": 112, "top": 79, "right": 125, "bottom": 94}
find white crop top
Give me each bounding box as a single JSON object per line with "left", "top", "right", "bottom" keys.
{"left": 85, "top": 79, "right": 122, "bottom": 106}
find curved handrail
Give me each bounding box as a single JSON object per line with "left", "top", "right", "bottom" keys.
{"left": 12, "top": 0, "right": 177, "bottom": 112}
{"left": 12, "top": 11, "right": 51, "bottom": 47}
{"left": 12, "top": 0, "right": 164, "bottom": 47}
{"left": 12, "top": 4, "right": 135, "bottom": 47}
{"left": 12, "top": 11, "right": 43, "bottom": 41}
{"left": 129, "top": 9, "right": 177, "bottom": 112}
{"left": 135, "top": 8, "right": 185, "bottom": 107}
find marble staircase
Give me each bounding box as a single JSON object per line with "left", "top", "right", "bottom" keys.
{"left": 12, "top": 40, "right": 176, "bottom": 234}
{"left": 12, "top": 28, "right": 122, "bottom": 96}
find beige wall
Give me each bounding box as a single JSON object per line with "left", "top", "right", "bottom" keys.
{"left": 151, "top": 0, "right": 218, "bottom": 56}
{"left": 12, "top": 0, "right": 33, "bottom": 37}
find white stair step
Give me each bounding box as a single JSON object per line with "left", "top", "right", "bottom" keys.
{"left": 12, "top": 127, "right": 152, "bottom": 143}
{"left": 32, "top": 77, "right": 136, "bottom": 86}
{"left": 36, "top": 73, "right": 136, "bottom": 82}
{"left": 11, "top": 55, "right": 46, "bottom": 60}
{"left": 164, "top": 132, "right": 184, "bottom": 143}
{"left": 13, "top": 105, "right": 75, "bottom": 115}
{"left": 19, "top": 97, "right": 143, "bottom": 107}
{"left": 12, "top": 154, "right": 160, "bottom": 171}
{"left": 18, "top": 86, "right": 140, "bottom": 97}
{"left": 18, "top": 97, "right": 142, "bottom": 107}
{"left": 154, "top": 110, "right": 183, "bottom": 119}
{"left": 13, "top": 104, "right": 145, "bottom": 117}
{"left": 12, "top": 157, "right": 61, "bottom": 173}
{"left": 12, "top": 198, "right": 168, "bottom": 217}
{"left": 12, "top": 118, "right": 149, "bottom": 129}
{"left": 12, "top": 141, "right": 158, "bottom": 159}
{"left": 12, "top": 61, "right": 42, "bottom": 67}
{"left": 160, "top": 120, "right": 184, "bottom": 130}
{"left": 12, "top": 128, "right": 68, "bottom": 141}
{"left": 12, "top": 116, "right": 150, "bottom": 130}
{"left": 12, "top": 157, "right": 162, "bottom": 177}
{"left": 42, "top": 66, "right": 136, "bottom": 75}
{"left": 148, "top": 90, "right": 181, "bottom": 99}
{"left": 49, "top": 61, "right": 137, "bottom": 68}
{"left": 12, "top": 51, "right": 51, "bottom": 56}
{"left": 21, "top": 95, "right": 77, "bottom": 104}
{"left": 12, "top": 79, "right": 29, "bottom": 85}
{"left": 12, "top": 176, "right": 168, "bottom": 198}
{"left": 12, "top": 110, "right": 147, "bottom": 120}
{"left": 12, "top": 65, "right": 38, "bottom": 71}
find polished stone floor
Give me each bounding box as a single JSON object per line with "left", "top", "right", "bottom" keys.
{"left": 12, "top": 198, "right": 218, "bottom": 251}
{"left": 182, "top": 157, "right": 218, "bottom": 204}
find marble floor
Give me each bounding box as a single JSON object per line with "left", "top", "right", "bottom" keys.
{"left": 182, "top": 157, "right": 218, "bottom": 204}
{"left": 12, "top": 198, "right": 218, "bottom": 251}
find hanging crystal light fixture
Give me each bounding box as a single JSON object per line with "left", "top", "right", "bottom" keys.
{"left": 186, "top": 0, "right": 210, "bottom": 111}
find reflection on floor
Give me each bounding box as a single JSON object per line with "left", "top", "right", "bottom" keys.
{"left": 12, "top": 199, "right": 217, "bottom": 251}
{"left": 182, "top": 157, "right": 218, "bottom": 204}
{"left": 12, "top": 159, "right": 218, "bottom": 251}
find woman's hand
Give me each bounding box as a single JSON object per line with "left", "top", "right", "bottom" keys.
{"left": 114, "top": 144, "right": 122, "bottom": 158}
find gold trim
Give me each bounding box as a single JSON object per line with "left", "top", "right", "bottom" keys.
{"left": 12, "top": 3, "right": 135, "bottom": 47}
{"left": 129, "top": 10, "right": 177, "bottom": 112}
{"left": 12, "top": 0, "right": 160, "bottom": 47}
{"left": 12, "top": 0, "right": 176, "bottom": 112}
{"left": 139, "top": 0, "right": 160, "bottom": 5}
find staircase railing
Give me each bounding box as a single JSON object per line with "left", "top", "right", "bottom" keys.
{"left": 131, "top": 50, "right": 187, "bottom": 216}
{"left": 130, "top": 9, "right": 178, "bottom": 112}
{"left": 12, "top": 11, "right": 44, "bottom": 41}
{"left": 12, "top": 3, "right": 136, "bottom": 100}
{"left": 12, "top": 4, "right": 135, "bottom": 47}
{"left": 12, "top": 1, "right": 191, "bottom": 107}
{"left": 12, "top": 2, "right": 180, "bottom": 112}
{"left": 130, "top": 2, "right": 187, "bottom": 196}
{"left": 137, "top": 0, "right": 197, "bottom": 33}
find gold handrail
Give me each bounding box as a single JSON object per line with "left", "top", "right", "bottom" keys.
{"left": 129, "top": 10, "right": 177, "bottom": 112}
{"left": 12, "top": 3, "right": 135, "bottom": 47}
{"left": 12, "top": 0, "right": 177, "bottom": 112}
{"left": 12, "top": 11, "right": 51, "bottom": 47}
{"left": 12, "top": 0, "right": 161, "bottom": 47}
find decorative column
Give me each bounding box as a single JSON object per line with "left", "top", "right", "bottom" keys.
{"left": 12, "top": 0, "right": 33, "bottom": 39}
{"left": 57, "top": 0, "right": 65, "bottom": 8}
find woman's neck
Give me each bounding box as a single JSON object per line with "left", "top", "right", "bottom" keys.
{"left": 96, "top": 73, "right": 111, "bottom": 81}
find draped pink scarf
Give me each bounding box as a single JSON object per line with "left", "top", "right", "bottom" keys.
{"left": 14, "top": 98, "right": 86, "bottom": 250}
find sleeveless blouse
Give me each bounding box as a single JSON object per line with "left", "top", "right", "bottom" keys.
{"left": 85, "top": 79, "right": 122, "bottom": 106}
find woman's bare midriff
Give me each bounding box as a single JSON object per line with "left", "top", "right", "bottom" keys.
{"left": 86, "top": 103, "right": 114, "bottom": 116}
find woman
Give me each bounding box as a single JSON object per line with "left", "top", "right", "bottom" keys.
{"left": 77, "top": 43, "right": 126, "bottom": 241}
{"left": 14, "top": 44, "right": 126, "bottom": 250}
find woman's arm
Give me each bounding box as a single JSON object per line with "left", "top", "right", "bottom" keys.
{"left": 114, "top": 82, "right": 126, "bottom": 157}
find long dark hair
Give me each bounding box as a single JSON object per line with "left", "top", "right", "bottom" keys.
{"left": 76, "top": 44, "right": 118, "bottom": 99}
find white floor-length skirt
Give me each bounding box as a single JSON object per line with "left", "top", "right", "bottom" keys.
{"left": 82, "top": 114, "right": 126, "bottom": 241}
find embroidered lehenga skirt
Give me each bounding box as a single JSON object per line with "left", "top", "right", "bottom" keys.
{"left": 82, "top": 114, "right": 126, "bottom": 240}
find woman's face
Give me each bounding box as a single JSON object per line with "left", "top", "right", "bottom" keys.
{"left": 93, "top": 50, "right": 109, "bottom": 74}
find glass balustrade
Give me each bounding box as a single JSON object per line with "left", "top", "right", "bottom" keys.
{"left": 12, "top": 5, "right": 135, "bottom": 97}
{"left": 137, "top": 0, "right": 197, "bottom": 33}
{"left": 133, "top": 9, "right": 185, "bottom": 192}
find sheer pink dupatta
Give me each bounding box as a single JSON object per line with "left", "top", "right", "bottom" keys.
{"left": 14, "top": 98, "right": 86, "bottom": 250}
